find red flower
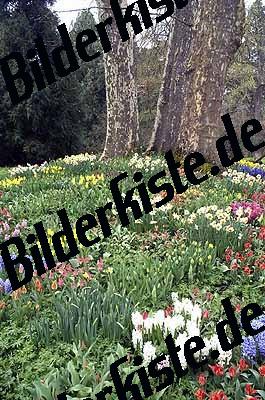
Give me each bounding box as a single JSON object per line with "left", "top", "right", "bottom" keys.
{"left": 244, "top": 242, "right": 252, "bottom": 249}
{"left": 164, "top": 306, "right": 174, "bottom": 317}
{"left": 258, "top": 227, "right": 265, "bottom": 240}
{"left": 142, "top": 311, "right": 149, "bottom": 320}
{"left": 235, "top": 252, "right": 245, "bottom": 261}
{"left": 259, "top": 365, "right": 265, "bottom": 376}
{"left": 206, "top": 292, "right": 214, "bottom": 301}
{"left": 228, "top": 366, "right": 237, "bottom": 378}
{"left": 97, "top": 257, "right": 104, "bottom": 271}
{"left": 197, "top": 373, "right": 207, "bottom": 386}
{"left": 259, "top": 262, "right": 265, "bottom": 270}
{"left": 231, "top": 261, "right": 239, "bottom": 270}
{"left": 209, "top": 364, "right": 224, "bottom": 376}
{"left": 245, "top": 383, "right": 256, "bottom": 396}
{"left": 209, "top": 390, "right": 228, "bottom": 400}
{"left": 243, "top": 266, "right": 252, "bottom": 275}
{"left": 235, "top": 304, "right": 241, "bottom": 313}
{"left": 34, "top": 279, "right": 43, "bottom": 292}
{"left": 246, "top": 251, "right": 254, "bottom": 258}
{"left": 225, "top": 248, "right": 233, "bottom": 256}
{"left": 195, "top": 388, "right": 207, "bottom": 400}
{"left": 203, "top": 310, "right": 209, "bottom": 319}
{"left": 238, "top": 358, "right": 249, "bottom": 371}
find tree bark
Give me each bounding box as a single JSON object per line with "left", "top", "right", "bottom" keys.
{"left": 97, "top": 0, "right": 140, "bottom": 159}
{"left": 178, "top": 0, "right": 245, "bottom": 162}
{"left": 251, "top": 28, "right": 265, "bottom": 160}
{"left": 147, "top": 2, "right": 194, "bottom": 153}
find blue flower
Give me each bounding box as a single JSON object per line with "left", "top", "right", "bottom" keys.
{"left": 241, "top": 314, "right": 265, "bottom": 363}
{"left": 4, "top": 279, "right": 12, "bottom": 294}
{"left": 238, "top": 165, "right": 265, "bottom": 179}
{"left": 241, "top": 336, "right": 256, "bottom": 360}
{"left": 0, "top": 258, "right": 4, "bottom": 272}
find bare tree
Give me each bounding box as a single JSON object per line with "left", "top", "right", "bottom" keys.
{"left": 96, "top": 0, "right": 140, "bottom": 159}
{"left": 147, "top": 2, "right": 194, "bottom": 153}
{"left": 178, "top": 0, "right": 245, "bottom": 162}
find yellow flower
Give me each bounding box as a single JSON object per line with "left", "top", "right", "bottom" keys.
{"left": 47, "top": 229, "right": 54, "bottom": 236}
{"left": 72, "top": 174, "right": 104, "bottom": 188}
{"left": 42, "top": 166, "right": 64, "bottom": 175}
{"left": 83, "top": 272, "right": 91, "bottom": 280}
{"left": 0, "top": 176, "right": 26, "bottom": 188}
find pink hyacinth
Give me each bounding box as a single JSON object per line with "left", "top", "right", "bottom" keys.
{"left": 231, "top": 201, "right": 264, "bottom": 222}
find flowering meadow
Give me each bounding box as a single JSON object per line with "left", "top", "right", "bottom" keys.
{"left": 0, "top": 154, "right": 264, "bottom": 400}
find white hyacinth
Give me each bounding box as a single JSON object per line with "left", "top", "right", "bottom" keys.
{"left": 132, "top": 311, "right": 143, "bottom": 328}
{"left": 132, "top": 329, "right": 143, "bottom": 350}
{"left": 143, "top": 342, "right": 156, "bottom": 362}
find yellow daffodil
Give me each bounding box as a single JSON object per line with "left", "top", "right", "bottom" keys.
{"left": 0, "top": 176, "right": 26, "bottom": 188}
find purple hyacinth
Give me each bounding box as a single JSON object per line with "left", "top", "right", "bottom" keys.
{"left": 0, "top": 278, "right": 12, "bottom": 294}
{"left": 242, "top": 314, "right": 265, "bottom": 363}
{"left": 4, "top": 279, "right": 12, "bottom": 294}
{"left": 239, "top": 165, "right": 265, "bottom": 179}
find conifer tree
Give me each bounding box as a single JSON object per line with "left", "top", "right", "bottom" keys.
{"left": 0, "top": 1, "right": 102, "bottom": 165}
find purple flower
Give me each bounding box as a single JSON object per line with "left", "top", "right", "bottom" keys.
{"left": 12, "top": 228, "right": 20, "bottom": 237}
{"left": 239, "top": 165, "right": 265, "bottom": 179}
{"left": 231, "top": 201, "right": 264, "bottom": 222}
{"left": 4, "top": 279, "right": 12, "bottom": 294}
{"left": 242, "top": 314, "right": 265, "bottom": 363}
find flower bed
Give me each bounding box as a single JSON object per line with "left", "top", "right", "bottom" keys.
{"left": 0, "top": 155, "right": 264, "bottom": 400}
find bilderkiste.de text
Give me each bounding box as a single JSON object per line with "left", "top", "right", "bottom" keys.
{"left": 57, "top": 297, "right": 265, "bottom": 400}
{"left": 0, "top": 112, "right": 264, "bottom": 291}
{"left": 0, "top": 0, "right": 189, "bottom": 105}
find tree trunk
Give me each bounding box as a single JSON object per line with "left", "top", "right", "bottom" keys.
{"left": 147, "top": 2, "right": 194, "bottom": 153}
{"left": 251, "top": 32, "right": 265, "bottom": 160}
{"left": 178, "top": 0, "right": 245, "bottom": 162}
{"left": 97, "top": 0, "right": 140, "bottom": 159}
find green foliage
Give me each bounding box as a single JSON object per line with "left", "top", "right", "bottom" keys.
{"left": 30, "top": 282, "right": 133, "bottom": 347}
{"left": 0, "top": 154, "right": 264, "bottom": 400}
{"left": 0, "top": 5, "right": 105, "bottom": 166}
{"left": 0, "top": 319, "right": 72, "bottom": 400}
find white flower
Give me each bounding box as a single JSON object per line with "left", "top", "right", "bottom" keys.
{"left": 186, "top": 320, "right": 200, "bottom": 337}
{"left": 143, "top": 342, "right": 156, "bottom": 362}
{"left": 225, "top": 226, "right": 234, "bottom": 233}
{"left": 182, "top": 298, "right": 194, "bottom": 315}
{"left": 153, "top": 310, "right": 165, "bottom": 327}
{"left": 174, "top": 337, "right": 188, "bottom": 369}
{"left": 164, "top": 315, "right": 185, "bottom": 336}
{"left": 132, "top": 329, "right": 143, "bottom": 349}
{"left": 143, "top": 316, "right": 155, "bottom": 332}
{"left": 132, "top": 311, "right": 143, "bottom": 328}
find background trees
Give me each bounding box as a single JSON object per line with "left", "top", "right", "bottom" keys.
{"left": 0, "top": 0, "right": 263, "bottom": 165}
{"left": 0, "top": 1, "right": 104, "bottom": 165}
